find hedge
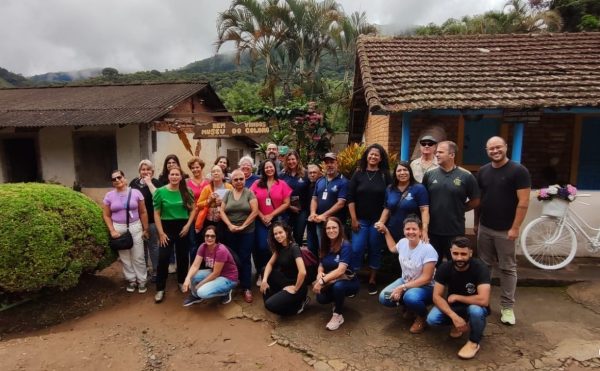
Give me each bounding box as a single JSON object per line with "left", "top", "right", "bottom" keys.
{"left": 0, "top": 183, "right": 112, "bottom": 293}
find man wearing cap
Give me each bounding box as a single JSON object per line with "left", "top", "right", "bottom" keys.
{"left": 411, "top": 135, "right": 439, "bottom": 183}
{"left": 308, "top": 152, "right": 348, "bottom": 245}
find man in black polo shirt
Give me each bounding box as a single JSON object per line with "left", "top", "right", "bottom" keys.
{"left": 474, "top": 136, "right": 531, "bottom": 326}
{"left": 426, "top": 236, "right": 491, "bottom": 360}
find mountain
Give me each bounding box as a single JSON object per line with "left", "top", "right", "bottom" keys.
{"left": 0, "top": 67, "right": 29, "bottom": 87}
{"left": 29, "top": 68, "right": 103, "bottom": 83}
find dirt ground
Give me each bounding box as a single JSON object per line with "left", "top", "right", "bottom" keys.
{"left": 1, "top": 261, "right": 600, "bottom": 371}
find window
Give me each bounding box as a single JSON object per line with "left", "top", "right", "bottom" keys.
{"left": 73, "top": 132, "right": 117, "bottom": 187}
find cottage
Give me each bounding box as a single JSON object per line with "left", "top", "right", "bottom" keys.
{"left": 350, "top": 33, "right": 600, "bottom": 255}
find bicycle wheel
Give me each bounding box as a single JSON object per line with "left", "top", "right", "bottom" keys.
{"left": 520, "top": 217, "right": 577, "bottom": 270}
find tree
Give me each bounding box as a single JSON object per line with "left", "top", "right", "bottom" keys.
{"left": 550, "top": 0, "right": 600, "bottom": 32}
{"left": 101, "top": 67, "right": 119, "bottom": 78}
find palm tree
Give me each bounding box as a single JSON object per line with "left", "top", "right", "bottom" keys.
{"left": 503, "top": 0, "right": 563, "bottom": 32}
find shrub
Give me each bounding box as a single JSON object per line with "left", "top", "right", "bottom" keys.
{"left": 0, "top": 183, "right": 112, "bottom": 293}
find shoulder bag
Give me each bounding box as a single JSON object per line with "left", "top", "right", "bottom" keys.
{"left": 109, "top": 189, "right": 134, "bottom": 251}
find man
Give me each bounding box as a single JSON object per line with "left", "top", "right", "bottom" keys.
{"left": 305, "top": 164, "right": 323, "bottom": 256}
{"left": 422, "top": 141, "right": 480, "bottom": 266}
{"left": 426, "top": 237, "right": 491, "bottom": 360}
{"left": 257, "top": 142, "right": 283, "bottom": 175}
{"left": 474, "top": 136, "right": 531, "bottom": 326}
{"left": 411, "top": 135, "right": 439, "bottom": 183}
{"left": 308, "top": 152, "right": 348, "bottom": 246}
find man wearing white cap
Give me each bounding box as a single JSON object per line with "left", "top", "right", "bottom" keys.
{"left": 411, "top": 135, "right": 439, "bottom": 183}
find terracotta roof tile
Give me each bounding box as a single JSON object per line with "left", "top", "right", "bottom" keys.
{"left": 355, "top": 33, "right": 600, "bottom": 112}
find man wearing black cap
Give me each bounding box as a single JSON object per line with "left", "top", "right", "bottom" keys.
{"left": 411, "top": 135, "right": 439, "bottom": 183}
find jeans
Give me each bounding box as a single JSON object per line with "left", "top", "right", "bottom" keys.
{"left": 263, "top": 270, "right": 308, "bottom": 315}
{"left": 254, "top": 221, "right": 272, "bottom": 275}
{"left": 316, "top": 278, "right": 360, "bottom": 315}
{"left": 190, "top": 269, "right": 237, "bottom": 299}
{"left": 477, "top": 224, "right": 517, "bottom": 309}
{"left": 379, "top": 278, "right": 433, "bottom": 317}
{"left": 113, "top": 220, "right": 147, "bottom": 284}
{"left": 429, "top": 234, "right": 456, "bottom": 267}
{"left": 226, "top": 231, "right": 254, "bottom": 290}
{"left": 144, "top": 222, "right": 159, "bottom": 276}
{"left": 188, "top": 227, "right": 202, "bottom": 262}
{"left": 288, "top": 209, "right": 309, "bottom": 245}
{"left": 351, "top": 220, "right": 384, "bottom": 271}
{"left": 156, "top": 220, "right": 190, "bottom": 291}
{"left": 306, "top": 221, "right": 320, "bottom": 258}
{"left": 426, "top": 303, "right": 489, "bottom": 344}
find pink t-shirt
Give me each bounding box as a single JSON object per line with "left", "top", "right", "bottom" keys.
{"left": 250, "top": 180, "right": 292, "bottom": 215}
{"left": 197, "top": 243, "right": 239, "bottom": 282}
{"left": 103, "top": 188, "right": 144, "bottom": 224}
{"left": 186, "top": 179, "right": 209, "bottom": 202}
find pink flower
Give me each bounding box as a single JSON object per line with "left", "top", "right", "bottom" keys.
{"left": 539, "top": 189, "right": 548, "bottom": 198}
{"left": 567, "top": 184, "right": 577, "bottom": 196}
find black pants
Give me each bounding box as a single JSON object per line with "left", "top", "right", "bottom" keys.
{"left": 156, "top": 219, "right": 190, "bottom": 291}
{"left": 263, "top": 270, "right": 307, "bottom": 316}
{"left": 429, "top": 234, "right": 456, "bottom": 267}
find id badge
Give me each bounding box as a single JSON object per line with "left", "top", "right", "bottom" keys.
{"left": 266, "top": 198, "right": 272, "bottom": 206}
{"left": 321, "top": 191, "right": 328, "bottom": 200}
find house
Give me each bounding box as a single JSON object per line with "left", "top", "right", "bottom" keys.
{"left": 350, "top": 33, "right": 600, "bottom": 255}
{"left": 0, "top": 82, "right": 257, "bottom": 201}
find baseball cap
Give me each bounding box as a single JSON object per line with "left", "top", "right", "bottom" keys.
{"left": 419, "top": 135, "right": 437, "bottom": 144}
{"left": 323, "top": 152, "right": 337, "bottom": 160}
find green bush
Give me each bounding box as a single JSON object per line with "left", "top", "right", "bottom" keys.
{"left": 0, "top": 183, "right": 112, "bottom": 293}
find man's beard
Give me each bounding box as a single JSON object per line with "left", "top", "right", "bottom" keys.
{"left": 453, "top": 259, "right": 470, "bottom": 270}
{"left": 268, "top": 153, "right": 277, "bottom": 160}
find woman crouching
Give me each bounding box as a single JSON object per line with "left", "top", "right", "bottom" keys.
{"left": 260, "top": 222, "right": 309, "bottom": 315}
{"left": 181, "top": 226, "right": 239, "bottom": 306}
{"left": 377, "top": 215, "right": 438, "bottom": 334}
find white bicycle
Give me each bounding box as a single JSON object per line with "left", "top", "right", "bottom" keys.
{"left": 520, "top": 195, "right": 600, "bottom": 270}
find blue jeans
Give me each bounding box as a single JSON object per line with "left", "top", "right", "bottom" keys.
{"left": 254, "top": 221, "right": 272, "bottom": 275}
{"left": 316, "top": 278, "right": 360, "bottom": 315}
{"left": 226, "top": 231, "right": 254, "bottom": 290}
{"left": 379, "top": 278, "right": 433, "bottom": 317}
{"left": 426, "top": 303, "right": 489, "bottom": 344}
{"left": 288, "top": 209, "right": 309, "bottom": 245}
{"left": 351, "top": 220, "right": 383, "bottom": 271}
{"left": 306, "top": 221, "right": 321, "bottom": 257}
{"left": 191, "top": 269, "right": 237, "bottom": 299}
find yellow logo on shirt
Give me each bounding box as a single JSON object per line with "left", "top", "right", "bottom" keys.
{"left": 454, "top": 178, "right": 462, "bottom": 186}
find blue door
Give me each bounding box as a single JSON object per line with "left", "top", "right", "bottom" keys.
{"left": 577, "top": 118, "right": 600, "bottom": 189}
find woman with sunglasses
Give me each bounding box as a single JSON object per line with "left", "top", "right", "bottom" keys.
{"left": 153, "top": 166, "right": 197, "bottom": 303}
{"left": 260, "top": 222, "right": 309, "bottom": 315}
{"left": 410, "top": 135, "right": 438, "bottom": 183}
{"left": 182, "top": 226, "right": 239, "bottom": 306}
{"left": 102, "top": 170, "right": 149, "bottom": 293}
{"left": 220, "top": 169, "right": 258, "bottom": 303}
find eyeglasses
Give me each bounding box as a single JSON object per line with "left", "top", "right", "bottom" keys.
{"left": 232, "top": 177, "right": 245, "bottom": 182}
{"left": 111, "top": 175, "right": 123, "bottom": 181}
{"left": 205, "top": 234, "right": 216, "bottom": 239}
{"left": 420, "top": 142, "right": 436, "bottom": 147}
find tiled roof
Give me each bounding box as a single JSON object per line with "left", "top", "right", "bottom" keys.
{"left": 355, "top": 33, "right": 600, "bottom": 113}
{"left": 0, "top": 82, "right": 210, "bottom": 127}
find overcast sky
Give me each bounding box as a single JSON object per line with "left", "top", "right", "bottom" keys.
{"left": 1, "top": 0, "right": 506, "bottom": 77}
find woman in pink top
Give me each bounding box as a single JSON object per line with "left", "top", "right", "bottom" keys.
{"left": 250, "top": 159, "right": 292, "bottom": 281}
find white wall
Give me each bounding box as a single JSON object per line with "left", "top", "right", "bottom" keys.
{"left": 116, "top": 124, "right": 141, "bottom": 178}
{"left": 39, "top": 127, "right": 76, "bottom": 186}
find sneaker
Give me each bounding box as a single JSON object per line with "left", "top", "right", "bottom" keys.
{"left": 326, "top": 313, "right": 344, "bottom": 331}
{"left": 409, "top": 316, "right": 426, "bottom": 334}
{"left": 183, "top": 294, "right": 204, "bottom": 307}
{"left": 168, "top": 263, "right": 177, "bottom": 274}
{"left": 221, "top": 290, "right": 233, "bottom": 305}
{"left": 368, "top": 283, "right": 378, "bottom": 295}
{"left": 154, "top": 290, "right": 165, "bottom": 303}
{"left": 256, "top": 275, "right": 262, "bottom": 287}
{"left": 243, "top": 289, "right": 253, "bottom": 303}
{"left": 500, "top": 308, "right": 516, "bottom": 325}
{"left": 297, "top": 296, "right": 311, "bottom": 315}
{"left": 457, "top": 340, "right": 480, "bottom": 359}
{"left": 138, "top": 283, "right": 147, "bottom": 294}
{"left": 126, "top": 282, "right": 137, "bottom": 293}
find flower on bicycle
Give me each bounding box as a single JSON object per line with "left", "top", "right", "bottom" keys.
{"left": 537, "top": 184, "right": 577, "bottom": 202}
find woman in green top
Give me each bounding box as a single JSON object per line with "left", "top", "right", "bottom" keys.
{"left": 220, "top": 169, "right": 259, "bottom": 303}
{"left": 153, "top": 166, "right": 197, "bottom": 303}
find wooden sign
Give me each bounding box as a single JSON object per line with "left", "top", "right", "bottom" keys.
{"left": 193, "top": 121, "right": 269, "bottom": 139}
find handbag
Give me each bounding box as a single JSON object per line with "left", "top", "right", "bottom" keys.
{"left": 109, "top": 189, "right": 134, "bottom": 251}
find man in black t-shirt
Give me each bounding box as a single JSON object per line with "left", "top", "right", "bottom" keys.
{"left": 474, "top": 136, "right": 531, "bottom": 326}
{"left": 426, "top": 237, "right": 491, "bottom": 360}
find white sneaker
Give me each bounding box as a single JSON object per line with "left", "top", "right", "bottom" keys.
{"left": 256, "top": 275, "right": 262, "bottom": 287}
{"left": 168, "top": 263, "right": 177, "bottom": 274}
{"left": 326, "top": 313, "right": 344, "bottom": 331}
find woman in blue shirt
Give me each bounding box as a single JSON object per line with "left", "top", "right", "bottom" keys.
{"left": 279, "top": 150, "right": 310, "bottom": 244}
{"left": 312, "top": 217, "right": 359, "bottom": 331}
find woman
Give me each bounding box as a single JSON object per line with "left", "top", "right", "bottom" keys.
{"left": 239, "top": 155, "right": 259, "bottom": 189}
{"left": 376, "top": 161, "right": 430, "bottom": 243}
{"left": 260, "top": 222, "right": 309, "bottom": 315}
{"left": 102, "top": 170, "right": 149, "bottom": 293}
{"left": 158, "top": 154, "right": 182, "bottom": 186}
{"left": 187, "top": 157, "right": 210, "bottom": 258}
{"left": 153, "top": 166, "right": 197, "bottom": 303}
{"left": 129, "top": 160, "right": 161, "bottom": 282}
{"left": 279, "top": 150, "right": 310, "bottom": 245}
{"left": 213, "top": 155, "right": 231, "bottom": 183}
{"left": 312, "top": 217, "right": 359, "bottom": 331}
{"left": 182, "top": 226, "right": 239, "bottom": 306}
{"left": 250, "top": 160, "right": 292, "bottom": 282}
{"left": 220, "top": 169, "right": 258, "bottom": 303}
{"left": 196, "top": 165, "right": 233, "bottom": 238}
{"left": 378, "top": 216, "right": 438, "bottom": 334}
{"left": 347, "top": 143, "right": 391, "bottom": 295}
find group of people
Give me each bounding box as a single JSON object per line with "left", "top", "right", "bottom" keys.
{"left": 102, "top": 135, "right": 531, "bottom": 360}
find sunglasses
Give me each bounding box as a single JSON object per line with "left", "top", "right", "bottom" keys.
{"left": 420, "top": 142, "right": 436, "bottom": 147}
{"left": 111, "top": 175, "right": 123, "bottom": 181}
{"left": 205, "top": 234, "right": 216, "bottom": 239}
{"left": 232, "top": 177, "right": 245, "bottom": 182}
